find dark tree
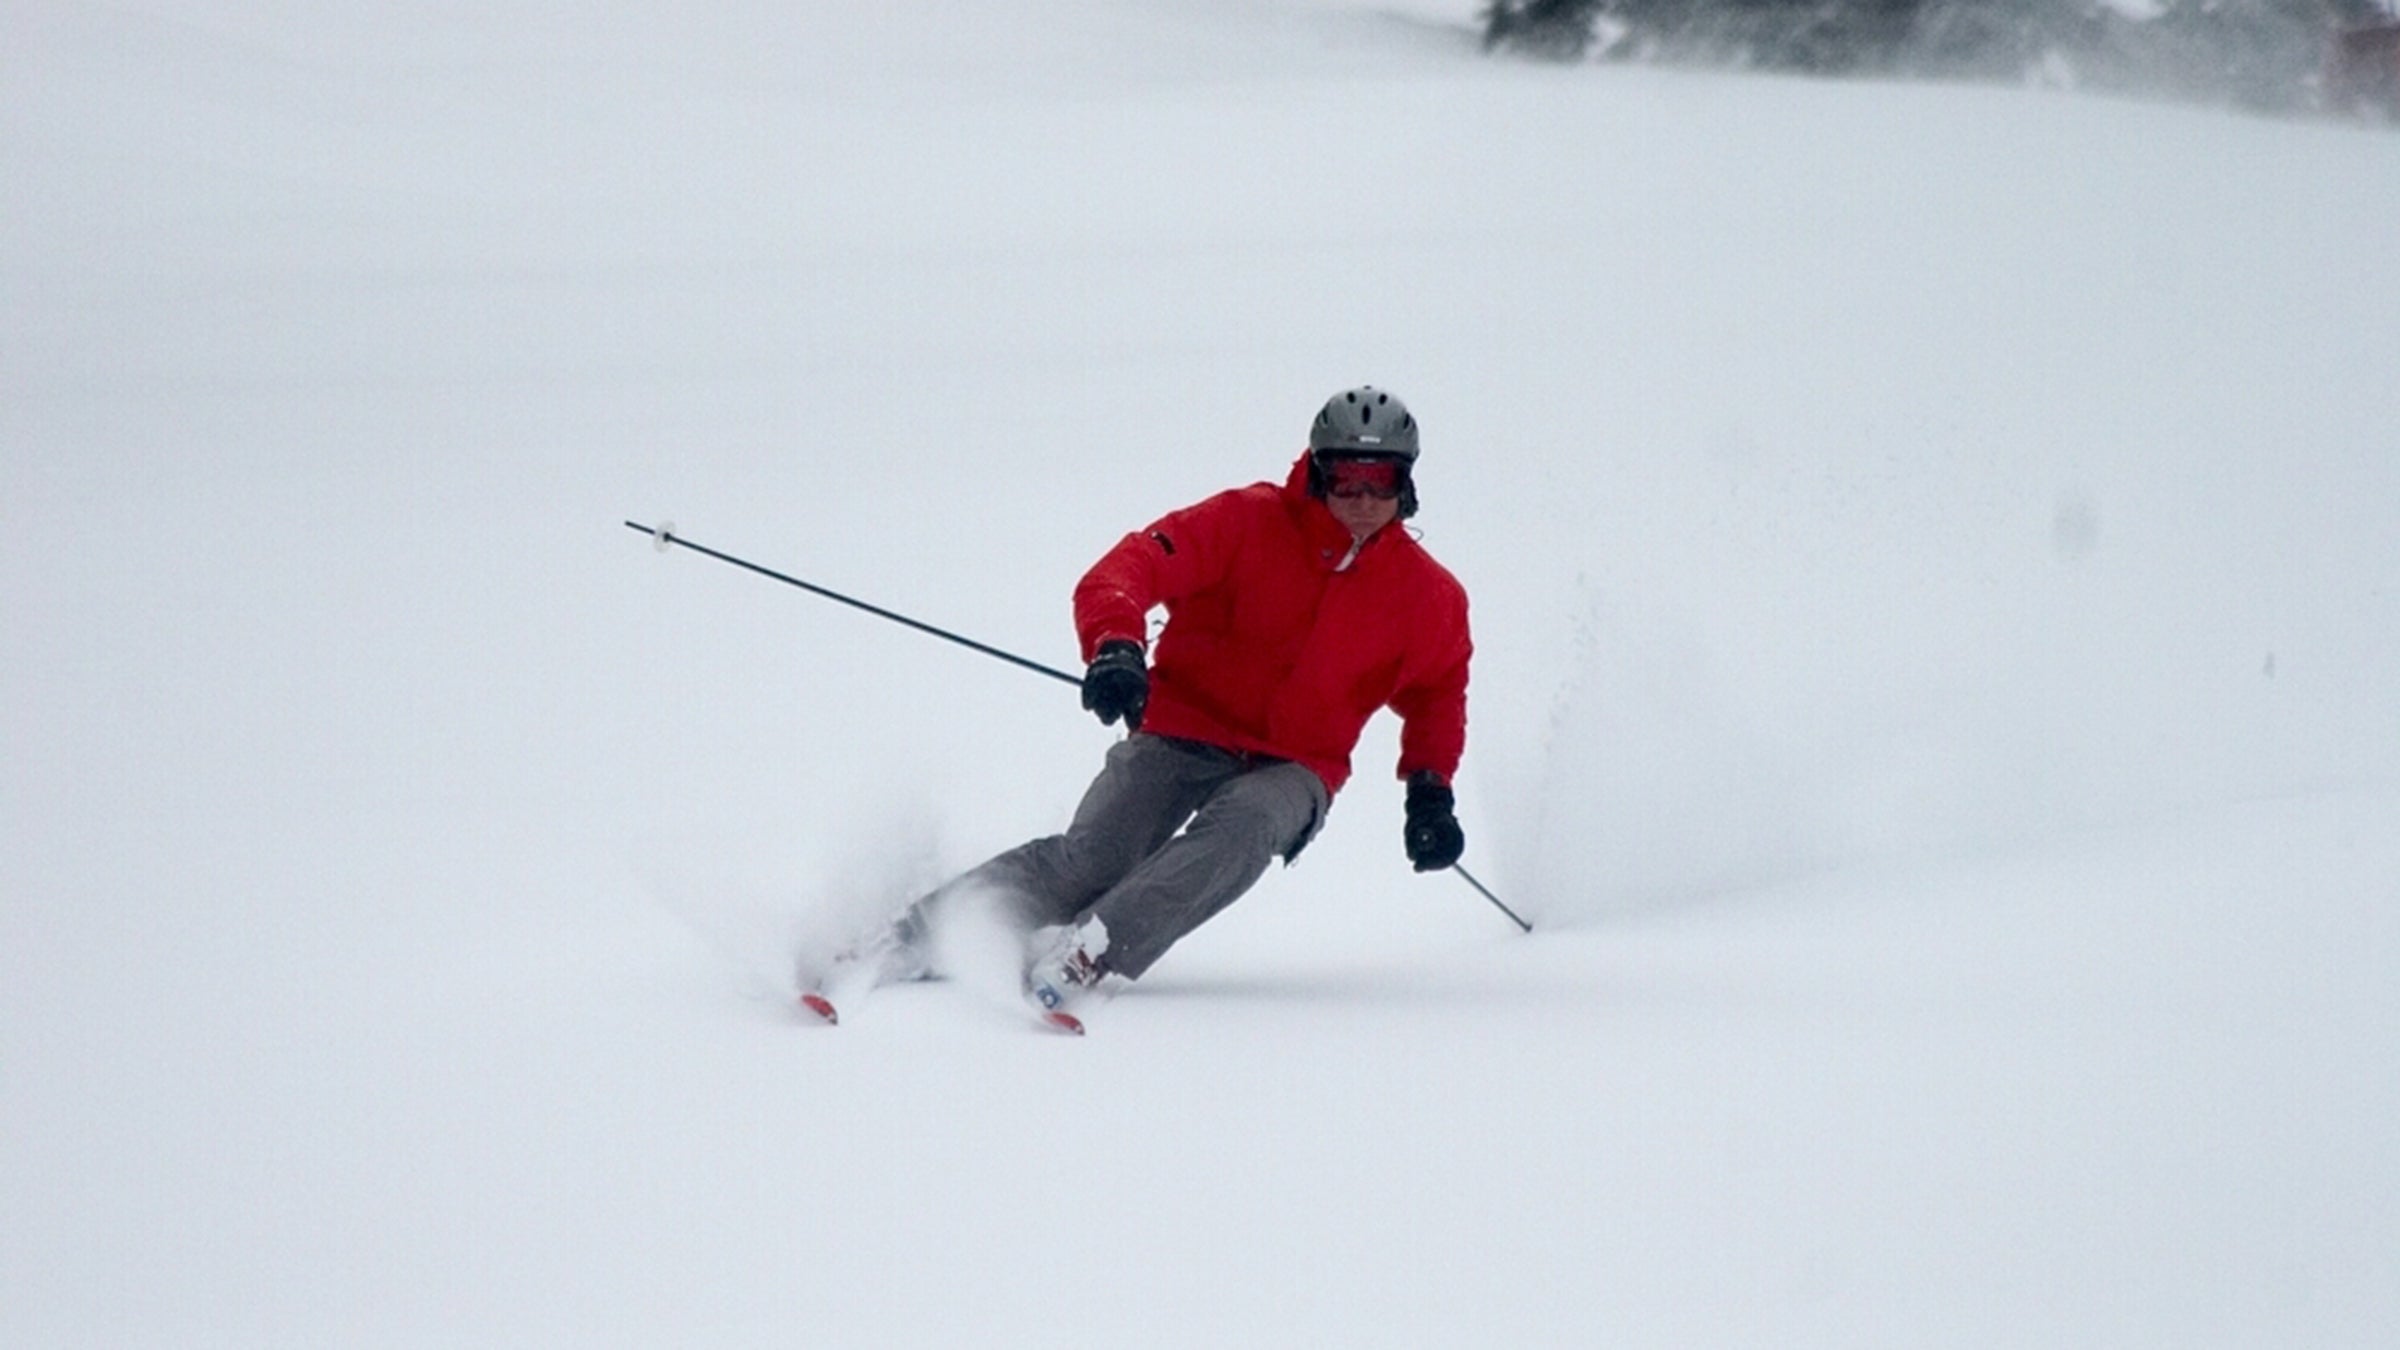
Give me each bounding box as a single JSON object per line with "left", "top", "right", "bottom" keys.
{"left": 1482, "top": 0, "right": 1608, "bottom": 59}
{"left": 1483, "top": 0, "right": 2349, "bottom": 115}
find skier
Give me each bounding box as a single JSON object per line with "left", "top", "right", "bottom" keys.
{"left": 850, "top": 385, "right": 1472, "bottom": 1015}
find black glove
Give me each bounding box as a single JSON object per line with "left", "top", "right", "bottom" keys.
{"left": 1081, "top": 640, "right": 1149, "bottom": 730}
{"left": 1403, "top": 770, "right": 1465, "bottom": 872}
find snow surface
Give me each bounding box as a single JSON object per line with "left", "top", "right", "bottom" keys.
{"left": 5, "top": 2, "right": 2398, "bottom": 1345}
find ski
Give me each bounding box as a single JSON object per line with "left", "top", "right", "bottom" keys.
{"left": 792, "top": 927, "right": 909, "bottom": 1028}
{"left": 1026, "top": 979, "right": 1093, "bottom": 1035}
{"left": 800, "top": 987, "right": 1083, "bottom": 1035}
{"left": 794, "top": 919, "right": 1091, "bottom": 1035}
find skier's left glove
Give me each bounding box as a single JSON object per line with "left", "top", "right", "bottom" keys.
{"left": 1403, "top": 770, "right": 1465, "bottom": 872}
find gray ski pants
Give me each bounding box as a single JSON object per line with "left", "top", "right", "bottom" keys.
{"left": 935, "top": 733, "right": 1328, "bottom": 980}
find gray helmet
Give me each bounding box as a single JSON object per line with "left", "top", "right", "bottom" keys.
{"left": 1309, "top": 386, "right": 1419, "bottom": 461}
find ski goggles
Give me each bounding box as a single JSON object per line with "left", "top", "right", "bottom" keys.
{"left": 1320, "top": 455, "right": 1404, "bottom": 500}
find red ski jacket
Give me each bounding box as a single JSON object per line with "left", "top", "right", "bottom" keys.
{"left": 1073, "top": 454, "right": 1471, "bottom": 797}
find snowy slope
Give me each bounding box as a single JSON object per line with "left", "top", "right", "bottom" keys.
{"left": 5, "top": 2, "right": 2397, "bottom": 1345}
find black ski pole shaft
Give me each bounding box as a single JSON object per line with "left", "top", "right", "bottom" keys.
{"left": 1454, "top": 863, "right": 1532, "bottom": 933}
{"left": 626, "top": 520, "right": 1081, "bottom": 687}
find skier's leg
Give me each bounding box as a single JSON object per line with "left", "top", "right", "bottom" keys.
{"left": 916, "top": 734, "right": 1228, "bottom": 935}
{"left": 1081, "top": 759, "right": 1328, "bottom": 980}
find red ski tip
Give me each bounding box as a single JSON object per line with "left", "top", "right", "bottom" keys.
{"left": 1041, "top": 1010, "right": 1085, "bottom": 1036}
{"left": 798, "top": 992, "right": 839, "bottom": 1025}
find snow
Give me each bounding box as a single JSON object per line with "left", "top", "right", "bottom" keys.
{"left": 5, "top": 2, "right": 2397, "bottom": 1345}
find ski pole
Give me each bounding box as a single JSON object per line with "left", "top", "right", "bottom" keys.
{"left": 625, "top": 520, "right": 1080, "bottom": 687}
{"left": 1454, "top": 863, "right": 1531, "bottom": 933}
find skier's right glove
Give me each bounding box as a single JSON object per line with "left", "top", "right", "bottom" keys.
{"left": 1403, "top": 770, "right": 1466, "bottom": 872}
{"left": 1081, "top": 640, "right": 1149, "bottom": 731}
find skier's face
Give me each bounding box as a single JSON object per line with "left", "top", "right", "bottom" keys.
{"left": 1326, "top": 480, "right": 1400, "bottom": 540}
{"left": 1321, "top": 454, "right": 1403, "bottom": 541}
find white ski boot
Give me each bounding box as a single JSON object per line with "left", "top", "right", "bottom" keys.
{"left": 1023, "top": 916, "right": 1111, "bottom": 1014}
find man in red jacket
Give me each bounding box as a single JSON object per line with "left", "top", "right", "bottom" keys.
{"left": 862, "top": 386, "right": 1470, "bottom": 1012}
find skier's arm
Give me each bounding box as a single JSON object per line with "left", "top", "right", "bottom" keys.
{"left": 1072, "top": 488, "right": 1253, "bottom": 660}
{"left": 1390, "top": 589, "right": 1471, "bottom": 784}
